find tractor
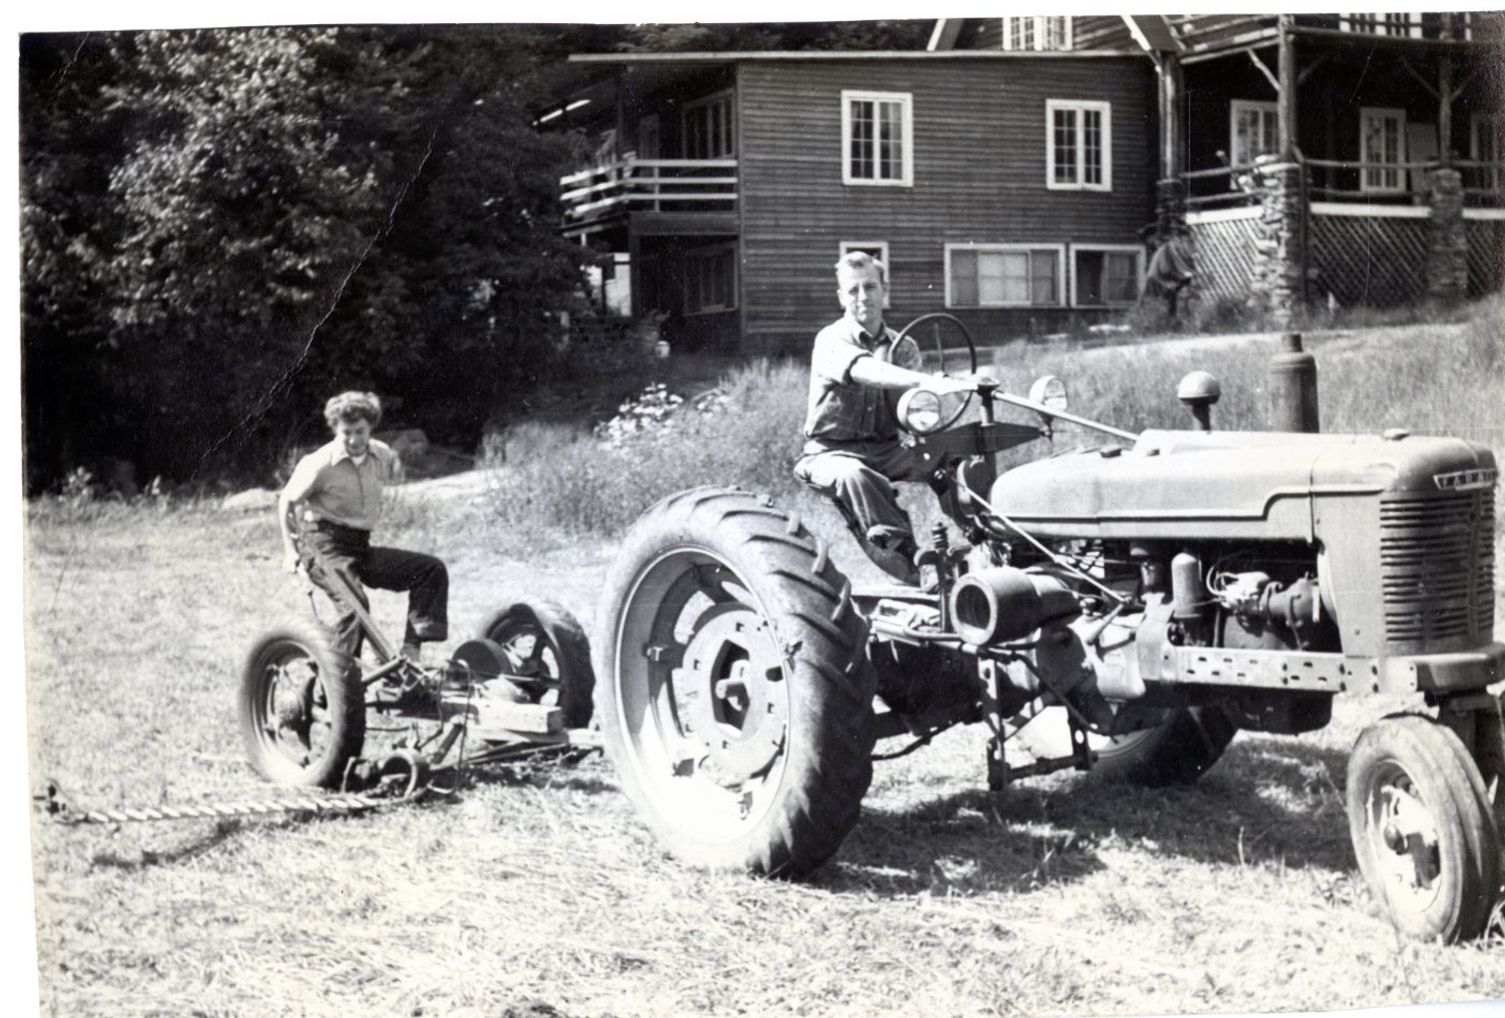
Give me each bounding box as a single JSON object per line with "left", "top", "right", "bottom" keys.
{"left": 591, "top": 315, "right": 1503, "bottom": 943}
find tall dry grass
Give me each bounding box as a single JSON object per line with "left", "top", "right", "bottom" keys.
{"left": 480, "top": 302, "right": 1504, "bottom": 543}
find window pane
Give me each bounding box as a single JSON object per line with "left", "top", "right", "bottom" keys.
{"left": 1106, "top": 252, "right": 1138, "bottom": 303}
{"left": 879, "top": 100, "right": 902, "bottom": 179}
{"left": 950, "top": 250, "right": 978, "bottom": 306}
{"left": 1081, "top": 109, "right": 1102, "bottom": 185}
{"left": 1054, "top": 109, "right": 1077, "bottom": 184}
{"left": 851, "top": 99, "right": 873, "bottom": 179}
{"left": 1029, "top": 250, "right": 1057, "bottom": 304}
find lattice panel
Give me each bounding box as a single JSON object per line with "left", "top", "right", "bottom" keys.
{"left": 1466, "top": 219, "right": 1505, "bottom": 298}
{"left": 1308, "top": 213, "right": 1428, "bottom": 309}
{"left": 1186, "top": 216, "right": 1260, "bottom": 306}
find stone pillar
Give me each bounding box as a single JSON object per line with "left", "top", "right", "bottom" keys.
{"left": 1155, "top": 177, "right": 1187, "bottom": 243}
{"left": 1249, "top": 161, "right": 1305, "bottom": 327}
{"left": 1426, "top": 167, "right": 1467, "bottom": 306}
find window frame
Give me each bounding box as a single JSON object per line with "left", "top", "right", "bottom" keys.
{"left": 841, "top": 89, "right": 914, "bottom": 188}
{"left": 944, "top": 242, "right": 1067, "bottom": 309}
{"left": 1229, "top": 99, "right": 1280, "bottom": 168}
{"left": 1360, "top": 106, "right": 1408, "bottom": 195}
{"left": 1002, "top": 16, "right": 1073, "bottom": 51}
{"left": 682, "top": 243, "right": 738, "bottom": 316}
{"left": 681, "top": 89, "right": 736, "bottom": 160}
{"left": 1045, "top": 99, "right": 1113, "bottom": 192}
{"left": 1069, "top": 243, "right": 1145, "bottom": 309}
{"left": 838, "top": 240, "right": 892, "bottom": 308}
{"left": 1338, "top": 12, "right": 1423, "bottom": 38}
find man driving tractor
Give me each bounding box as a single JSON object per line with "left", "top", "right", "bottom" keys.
{"left": 278, "top": 390, "right": 448, "bottom": 664}
{"left": 794, "top": 251, "right": 972, "bottom": 584}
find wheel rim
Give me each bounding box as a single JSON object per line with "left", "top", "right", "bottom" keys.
{"left": 1364, "top": 761, "right": 1444, "bottom": 917}
{"left": 251, "top": 641, "right": 337, "bottom": 775}
{"left": 612, "top": 547, "right": 791, "bottom": 842}
{"left": 485, "top": 617, "right": 566, "bottom": 707}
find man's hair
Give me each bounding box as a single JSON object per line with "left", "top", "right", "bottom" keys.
{"left": 834, "top": 250, "right": 887, "bottom": 286}
{"left": 324, "top": 390, "right": 382, "bottom": 429}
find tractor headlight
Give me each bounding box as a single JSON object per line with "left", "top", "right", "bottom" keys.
{"left": 1028, "top": 375, "right": 1068, "bottom": 413}
{"left": 898, "top": 388, "right": 944, "bottom": 435}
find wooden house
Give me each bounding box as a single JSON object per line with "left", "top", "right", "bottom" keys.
{"left": 538, "top": 45, "right": 1156, "bottom": 354}
{"left": 538, "top": 14, "right": 1504, "bottom": 353}
{"left": 935, "top": 14, "right": 1505, "bottom": 317}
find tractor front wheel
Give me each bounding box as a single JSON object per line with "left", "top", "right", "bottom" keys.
{"left": 1015, "top": 705, "right": 1237, "bottom": 787}
{"left": 594, "top": 487, "right": 875, "bottom": 875}
{"left": 1346, "top": 713, "right": 1500, "bottom": 942}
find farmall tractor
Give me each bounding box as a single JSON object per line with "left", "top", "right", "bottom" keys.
{"left": 591, "top": 317, "right": 1503, "bottom": 943}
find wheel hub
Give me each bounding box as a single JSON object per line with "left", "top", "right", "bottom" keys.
{"left": 677, "top": 607, "right": 787, "bottom": 786}
{"left": 271, "top": 663, "right": 315, "bottom": 730}
{"left": 1375, "top": 780, "right": 1441, "bottom": 891}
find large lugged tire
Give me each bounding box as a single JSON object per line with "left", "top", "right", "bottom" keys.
{"left": 239, "top": 619, "right": 365, "bottom": 788}
{"left": 594, "top": 487, "right": 876, "bottom": 875}
{"left": 474, "top": 601, "right": 595, "bottom": 729}
{"left": 1016, "top": 705, "right": 1237, "bottom": 787}
{"left": 1346, "top": 713, "right": 1500, "bottom": 942}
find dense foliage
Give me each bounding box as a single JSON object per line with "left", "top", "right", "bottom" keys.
{"left": 21, "top": 26, "right": 584, "bottom": 489}
{"left": 20, "top": 21, "right": 933, "bottom": 492}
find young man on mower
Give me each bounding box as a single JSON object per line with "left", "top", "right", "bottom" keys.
{"left": 794, "top": 252, "right": 970, "bottom": 584}
{"left": 278, "top": 391, "right": 448, "bottom": 663}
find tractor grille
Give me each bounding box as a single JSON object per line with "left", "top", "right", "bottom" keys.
{"left": 1379, "top": 488, "right": 1495, "bottom": 652}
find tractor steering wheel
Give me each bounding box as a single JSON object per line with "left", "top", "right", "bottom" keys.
{"left": 894, "top": 312, "right": 978, "bottom": 377}
{"left": 894, "top": 312, "right": 980, "bottom": 434}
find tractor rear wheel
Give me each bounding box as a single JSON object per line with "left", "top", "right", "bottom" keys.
{"left": 1016, "top": 705, "right": 1237, "bottom": 787}
{"left": 595, "top": 487, "right": 875, "bottom": 875}
{"left": 239, "top": 619, "right": 364, "bottom": 788}
{"left": 1346, "top": 713, "right": 1500, "bottom": 943}
{"left": 474, "top": 601, "right": 595, "bottom": 729}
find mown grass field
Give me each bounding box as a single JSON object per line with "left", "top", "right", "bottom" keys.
{"left": 25, "top": 310, "right": 1505, "bottom": 1016}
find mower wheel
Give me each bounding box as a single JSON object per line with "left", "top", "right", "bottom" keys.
{"left": 239, "top": 618, "right": 364, "bottom": 789}
{"left": 1016, "top": 705, "right": 1237, "bottom": 787}
{"left": 1346, "top": 713, "right": 1500, "bottom": 943}
{"left": 474, "top": 601, "right": 595, "bottom": 729}
{"left": 595, "top": 487, "right": 876, "bottom": 876}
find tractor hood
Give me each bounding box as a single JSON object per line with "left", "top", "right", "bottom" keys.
{"left": 988, "top": 429, "right": 1496, "bottom": 542}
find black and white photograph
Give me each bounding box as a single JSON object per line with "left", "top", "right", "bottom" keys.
{"left": 17, "top": 7, "right": 1505, "bottom": 1016}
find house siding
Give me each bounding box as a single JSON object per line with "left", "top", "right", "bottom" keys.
{"left": 736, "top": 56, "right": 1156, "bottom": 354}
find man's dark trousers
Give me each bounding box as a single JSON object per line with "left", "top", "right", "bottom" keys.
{"left": 301, "top": 521, "right": 448, "bottom": 658}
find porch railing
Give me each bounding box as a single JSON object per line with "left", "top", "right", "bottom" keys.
{"left": 1182, "top": 157, "right": 1504, "bottom": 210}
{"left": 559, "top": 158, "right": 739, "bottom": 221}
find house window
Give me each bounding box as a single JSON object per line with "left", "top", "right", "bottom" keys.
{"left": 839, "top": 241, "right": 892, "bottom": 308}
{"left": 1339, "top": 13, "right": 1422, "bottom": 37}
{"left": 1360, "top": 107, "right": 1407, "bottom": 194}
{"left": 1003, "top": 17, "right": 1072, "bottom": 51}
{"left": 684, "top": 245, "right": 737, "bottom": 314}
{"left": 1071, "top": 245, "right": 1143, "bottom": 307}
{"left": 683, "top": 91, "right": 734, "bottom": 160}
{"left": 946, "top": 244, "right": 1064, "bottom": 308}
{"left": 842, "top": 90, "right": 913, "bottom": 187}
{"left": 1230, "top": 100, "right": 1279, "bottom": 168}
{"left": 1046, "top": 100, "right": 1111, "bottom": 191}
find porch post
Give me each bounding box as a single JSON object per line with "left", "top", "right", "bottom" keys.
{"left": 1155, "top": 53, "right": 1187, "bottom": 245}
{"left": 1251, "top": 161, "right": 1306, "bottom": 327}
{"left": 1425, "top": 168, "right": 1467, "bottom": 305}
{"left": 1438, "top": 18, "right": 1455, "bottom": 165}
{"left": 1277, "top": 15, "right": 1297, "bottom": 160}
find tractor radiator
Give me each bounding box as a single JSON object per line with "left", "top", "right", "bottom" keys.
{"left": 1380, "top": 487, "right": 1495, "bottom": 655}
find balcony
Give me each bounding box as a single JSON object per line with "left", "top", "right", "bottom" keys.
{"left": 560, "top": 158, "right": 739, "bottom": 237}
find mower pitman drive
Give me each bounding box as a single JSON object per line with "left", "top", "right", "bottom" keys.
{"left": 590, "top": 316, "right": 1503, "bottom": 943}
